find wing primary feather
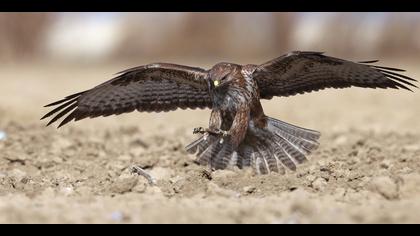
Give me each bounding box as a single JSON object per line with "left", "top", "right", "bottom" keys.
{"left": 57, "top": 109, "right": 79, "bottom": 128}
{"left": 370, "top": 65, "right": 406, "bottom": 72}
{"left": 41, "top": 98, "right": 78, "bottom": 120}
{"left": 383, "top": 73, "right": 418, "bottom": 89}
{"left": 46, "top": 103, "right": 78, "bottom": 127}
{"left": 358, "top": 60, "right": 379, "bottom": 64}
{"left": 44, "top": 91, "right": 85, "bottom": 107}
{"left": 376, "top": 69, "right": 418, "bottom": 82}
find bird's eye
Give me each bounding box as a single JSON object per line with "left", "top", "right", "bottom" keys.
{"left": 213, "top": 80, "right": 220, "bottom": 87}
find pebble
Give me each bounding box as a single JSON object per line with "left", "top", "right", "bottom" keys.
{"left": 0, "top": 131, "right": 6, "bottom": 140}
{"left": 110, "top": 177, "right": 138, "bottom": 194}
{"left": 9, "top": 169, "right": 27, "bottom": 182}
{"left": 243, "top": 186, "right": 256, "bottom": 194}
{"left": 312, "top": 177, "right": 328, "bottom": 191}
{"left": 110, "top": 211, "right": 124, "bottom": 222}
{"left": 0, "top": 131, "right": 7, "bottom": 141}
{"left": 369, "top": 176, "right": 399, "bottom": 200}
{"left": 59, "top": 186, "right": 74, "bottom": 196}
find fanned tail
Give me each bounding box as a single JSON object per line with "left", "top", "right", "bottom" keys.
{"left": 185, "top": 116, "right": 321, "bottom": 174}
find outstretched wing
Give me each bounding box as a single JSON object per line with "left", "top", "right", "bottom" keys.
{"left": 253, "top": 51, "right": 417, "bottom": 99}
{"left": 42, "top": 63, "right": 212, "bottom": 128}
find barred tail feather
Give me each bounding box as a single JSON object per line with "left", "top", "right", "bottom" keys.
{"left": 185, "top": 117, "right": 320, "bottom": 174}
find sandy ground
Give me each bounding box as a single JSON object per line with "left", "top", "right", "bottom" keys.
{"left": 0, "top": 60, "right": 420, "bottom": 223}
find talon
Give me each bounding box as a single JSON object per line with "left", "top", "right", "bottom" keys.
{"left": 193, "top": 127, "right": 205, "bottom": 134}
{"left": 214, "top": 129, "right": 229, "bottom": 137}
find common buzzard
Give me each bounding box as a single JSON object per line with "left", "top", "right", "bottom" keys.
{"left": 42, "top": 51, "right": 417, "bottom": 174}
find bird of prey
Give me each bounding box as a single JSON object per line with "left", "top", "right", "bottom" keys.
{"left": 42, "top": 51, "right": 417, "bottom": 174}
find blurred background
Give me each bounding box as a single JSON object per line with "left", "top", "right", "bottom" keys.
{"left": 0, "top": 12, "right": 419, "bottom": 133}
{"left": 1, "top": 12, "right": 420, "bottom": 64}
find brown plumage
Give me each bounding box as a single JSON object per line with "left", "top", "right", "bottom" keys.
{"left": 42, "top": 51, "right": 417, "bottom": 174}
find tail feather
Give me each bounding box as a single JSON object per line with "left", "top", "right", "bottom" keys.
{"left": 213, "top": 139, "right": 235, "bottom": 169}
{"left": 196, "top": 137, "right": 223, "bottom": 165}
{"left": 237, "top": 145, "right": 253, "bottom": 169}
{"left": 185, "top": 116, "right": 321, "bottom": 174}
{"left": 253, "top": 149, "right": 269, "bottom": 175}
{"left": 268, "top": 117, "right": 320, "bottom": 141}
{"left": 266, "top": 133, "right": 297, "bottom": 171}
{"left": 186, "top": 134, "right": 217, "bottom": 156}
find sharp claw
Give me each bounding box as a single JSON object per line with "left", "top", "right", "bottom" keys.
{"left": 193, "top": 127, "right": 205, "bottom": 134}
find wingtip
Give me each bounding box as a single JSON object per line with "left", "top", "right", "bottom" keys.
{"left": 358, "top": 59, "right": 380, "bottom": 64}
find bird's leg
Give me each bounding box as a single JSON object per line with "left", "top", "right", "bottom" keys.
{"left": 193, "top": 127, "right": 229, "bottom": 137}
{"left": 131, "top": 165, "right": 156, "bottom": 185}
{"left": 211, "top": 128, "right": 229, "bottom": 137}
{"left": 193, "top": 127, "right": 207, "bottom": 134}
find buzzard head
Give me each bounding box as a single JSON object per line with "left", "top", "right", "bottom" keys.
{"left": 208, "top": 62, "right": 242, "bottom": 89}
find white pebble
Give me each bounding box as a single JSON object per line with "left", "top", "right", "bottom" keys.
{"left": 0, "top": 131, "right": 6, "bottom": 141}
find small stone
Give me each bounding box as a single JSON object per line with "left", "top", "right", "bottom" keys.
{"left": 0, "top": 131, "right": 7, "bottom": 141}
{"left": 110, "top": 176, "right": 138, "bottom": 194}
{"left": 9, "top": 169, "right": 27, "bottom": 182}
{"left": 243, "top": 186, "right": 256, "bottom": 194}
{"left": 59, "top": 186, "right": 74, "bottom": 196}
{"left": 110, "top": 211, "right": 124, "bottom": 222}
{"left": 369, "top": 176, "right": 399, "bottom": 200}
{"left": 312, "top": 177, "right": 327, "bottom": 191}
{"left": 305, "top": 175, "right": 316, "bottom": 183}
{"left": 53, "top": 138, "right": 73, "bottom": 149}
{"left": 380, "top": 160, "right": 392, "bottom": 169}
{"left": 333, "top": 187, "right": 347, "bottom": 198}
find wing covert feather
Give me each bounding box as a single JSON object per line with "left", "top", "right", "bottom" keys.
{"left": 42, "top": 63, "right": 212, "bottom": 128}
{"left": 253, "top": 51, "right": 417, "bottom": 99}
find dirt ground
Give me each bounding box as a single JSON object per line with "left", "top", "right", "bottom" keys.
{"left": 0, "top": 60, "right": 420, "bottom": 223}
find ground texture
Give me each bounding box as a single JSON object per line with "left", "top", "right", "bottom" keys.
{"left": 0, "top": 62, "right": 419, "bottom": 223}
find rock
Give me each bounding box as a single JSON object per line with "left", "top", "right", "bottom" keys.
{"left": 312, "top": 177, "right": 327, "bottom": 191}
{"left": 243, "top": 186, "right": 256, "bottom": 194}
{"left": 132, "top": 178, "right": 148, "bottom": 193}
{"left": 369, "top": 176, "right": 399, "bottom": 200}
{"left": 59, "top": 186, "right": 74, "bottom": 196}
{"left": 110, "top": 211, "right": 124, "bottom": 222}
{"left": 380, "top": 160, "right": 392, "bottom": 169}
{"left": 9, "top": 169, "right": 27, "bottom": 182}
{"left": 333, "top": 187, "right": 347, "bottom": 198}
{"left": 0, "top": 131, "right": 7, "bottom": 141}
{"left": 110, "top": 176, "right": 138, "bottom": 194}
{"left": 305, "top": 175, "right": 316, "bottom": 183}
